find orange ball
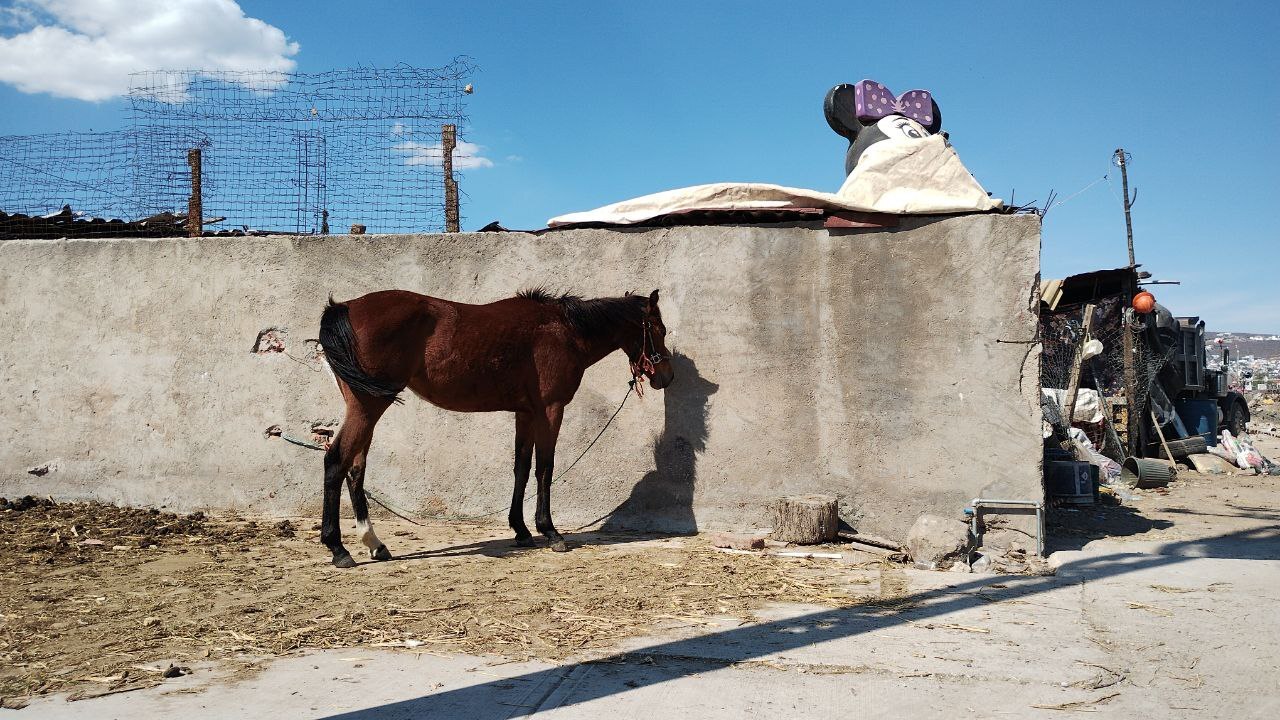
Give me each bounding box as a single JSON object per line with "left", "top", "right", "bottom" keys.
{"left": 1133, "top": 291, "right": 1156, "bottom": 314}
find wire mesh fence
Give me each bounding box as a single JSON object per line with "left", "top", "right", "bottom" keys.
{"left": 1041, "top": 293, "right": 1170, "bottom": 457}
{"left": 0, "top": 59, "right": 475, "bottom": 238}
{"left": 1042, "top": 296, "right": 1128, "bottom": 398}
{"left": 0, "top": 132, "right": 141, "bottom": 235}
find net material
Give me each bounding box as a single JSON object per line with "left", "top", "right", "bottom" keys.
{"left": 0, "top": 59, "right": 475, "bottom": 238}
{"left": 1041, "top": 294, "right": 1169, "bottom": 456}
{"left": 0, "top": 132, "right": 141, "bottom": 229}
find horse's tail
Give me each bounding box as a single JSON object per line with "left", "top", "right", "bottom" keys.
{"left": 319, "top": 297, "right": 405, "bottom": 403}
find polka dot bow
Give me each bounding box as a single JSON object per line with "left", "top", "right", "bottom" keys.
{"left": 853, "top": 80, "right": 936, "bottom": 130}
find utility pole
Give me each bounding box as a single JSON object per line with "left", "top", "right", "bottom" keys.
{"left": 1113, "top": 148, "right": 1139, "bottom": 457}
{"left": 1114, "top": 148, "right": 1135, "bottom": 267}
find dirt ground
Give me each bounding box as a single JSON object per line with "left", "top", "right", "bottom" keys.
{"left": 1048, "top": 431, "right": 1280, "bottom": 550}
{"left": 1251, "top": 400, "right": 1280, "bottom": 427}
{"left": 3, "top": 433, "right": 1278, "bottom": 710}
{"left": 0, "top": 501, "right": 889, "bottom": 705}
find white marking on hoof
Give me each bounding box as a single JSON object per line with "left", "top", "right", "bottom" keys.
{"left": 356, "top": 519, "right": 384, "bottom": 554}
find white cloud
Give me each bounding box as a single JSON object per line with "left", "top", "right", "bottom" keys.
{"left": 0, "top": 0, "right": 299, "bottom": 102}
{"left": 395, "top": 140, "right": 494, "bottom": 170}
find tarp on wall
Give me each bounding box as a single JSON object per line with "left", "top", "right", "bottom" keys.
{"left": 548, "top": 134, "right": 1001, "bottom": 227}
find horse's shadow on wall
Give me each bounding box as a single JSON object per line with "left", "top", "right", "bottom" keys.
{"left": 394, "top": 353, "right": 716, "bottom": 561}
{"left": 598, "top": 353, "right": 718, "bottom": 534}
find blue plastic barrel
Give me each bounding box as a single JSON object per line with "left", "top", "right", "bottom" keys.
{"left": 1175, "top": 399, "right": 1219, "bottom": 445}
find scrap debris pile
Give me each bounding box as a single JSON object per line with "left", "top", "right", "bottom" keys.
{"left": 0, "top": 206, "right": 190, "bottom": 239}
{"left": 0, "top": 205, "right": 257, "bottom": 240}
{"left": 1040, "top": 268, "right": 1279, "bottom": 511}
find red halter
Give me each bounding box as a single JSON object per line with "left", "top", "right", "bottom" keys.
{"left": 629, "top": 318, "right": 665, "bottom": 398}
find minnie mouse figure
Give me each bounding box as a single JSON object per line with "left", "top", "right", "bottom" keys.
{"left": 824, "top": 80, "right": 943, "bottom": 176}
{"left": 547, "top": 78, "right": 995, "bottom": 226}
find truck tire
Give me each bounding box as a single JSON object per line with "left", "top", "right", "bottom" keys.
{"left": 1226, "top": 400, "right": 1248, "bottom": 437}
{"left": 1157, "top": 435, "right": 1208, "bottom": 460}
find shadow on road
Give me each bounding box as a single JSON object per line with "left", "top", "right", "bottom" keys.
{"left": 320, "top": 525, "right": 1280, "bottom": 719}
{"left": 1046, "top": 502, "right": 1174, "bottom": 552}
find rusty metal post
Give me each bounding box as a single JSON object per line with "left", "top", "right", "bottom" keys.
{"left": 442, "top": 124, "right": 459, "bottom": 233}
{"left": 187, "top": 148, "right": 202, "bottom": 238}
{"left": 1122, "top": 270, "right": 1140, "bottom": 456}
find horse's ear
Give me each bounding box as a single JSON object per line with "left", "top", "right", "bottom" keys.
{"left": 647, "top": 289, "right": 660, "bottom": 312}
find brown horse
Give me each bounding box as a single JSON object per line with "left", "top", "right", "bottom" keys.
{"left": 317, "top": 288, "right": 675, "bottom": 568}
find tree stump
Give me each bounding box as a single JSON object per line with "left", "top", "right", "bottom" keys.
{"left": 771, "top": 495, "right": 839, "bottom": 545}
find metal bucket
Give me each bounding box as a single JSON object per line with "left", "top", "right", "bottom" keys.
{"left": 1121, "top": 457, "right": 1175, "bottom": 488}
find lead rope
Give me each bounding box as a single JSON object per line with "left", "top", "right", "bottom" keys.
{"left": 273, "top": 380, "right": 637, "bottom": 528}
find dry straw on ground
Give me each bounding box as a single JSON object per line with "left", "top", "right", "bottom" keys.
{"left": 0, "top": 500, "right": 894, "bottom": 703}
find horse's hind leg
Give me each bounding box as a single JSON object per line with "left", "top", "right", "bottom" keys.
{"left": 347, "top": 449, "right": 392, "bottom": 561}
{"left": 533, "top": 403, "right": 568, "bottom": 552}
{"left": 321, "top": 394, "right": 391, "bottom": 568}
{"left": 321, "top": 440, "right": 356, "bottom": 568}
{"left": 509, "top": 411, "right": 535, "bottom": 547}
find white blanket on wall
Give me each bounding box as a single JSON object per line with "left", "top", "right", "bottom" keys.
{"left": 547, "top": 134, "right": 1001, "bottom": 227}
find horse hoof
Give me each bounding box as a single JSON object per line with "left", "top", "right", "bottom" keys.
{"left": 549, "top": 540, "right": 569, "bottom": 553}
{"left": 332, "top": 553, "right": 357, "bottom": 569}
{"left": 371, "top": 545, "right": 392, "bottom": 562}
{"left": 514, "top": 535, "right": 536, "bottom": 548}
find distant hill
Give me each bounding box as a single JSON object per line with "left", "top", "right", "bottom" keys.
{"left": 1209, "top": 333, "right": 1280, "bottom": 361}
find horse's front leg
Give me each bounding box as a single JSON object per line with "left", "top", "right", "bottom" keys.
{"left": 533, "top": 402, "right": 567, "bottom": 552}
{"left": 510, "top": 411, "right": 535, "bottom": 547}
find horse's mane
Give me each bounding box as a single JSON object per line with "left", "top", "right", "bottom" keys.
{"left": 517, "top": 288, "right": 645, "bottom": 339}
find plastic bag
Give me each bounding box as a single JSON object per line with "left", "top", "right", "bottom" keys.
{"left": 1206, "top": 442, "right": 1237, "bottom": 463}
{"left": 1237, "top": 450, "right": 1264, "bottom": 470}
{"left": 1069, "top": 427, "right": 1122, "bottom": 483}
{"left": 1220, "top": 430, "right": 1242, "bottom": 457}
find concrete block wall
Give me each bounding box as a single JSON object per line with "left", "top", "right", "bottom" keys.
{"left": 0, "top": 214, "right": 1042, "bottom": 543}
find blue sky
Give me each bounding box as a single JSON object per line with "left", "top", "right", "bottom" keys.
{"left": 2, "top": 1, "right": 1277, "bottom": 331}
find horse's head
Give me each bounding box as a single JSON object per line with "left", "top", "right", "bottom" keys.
{"left": 630, "top": 289, "right": 675, "bottom": 390}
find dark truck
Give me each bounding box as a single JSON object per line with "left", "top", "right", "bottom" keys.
{"left": 1148, "top": 306, "right": 1250, "bottom": 446}
{"left": 1040, "top": 267, "right": 1251, "bottom": 463}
